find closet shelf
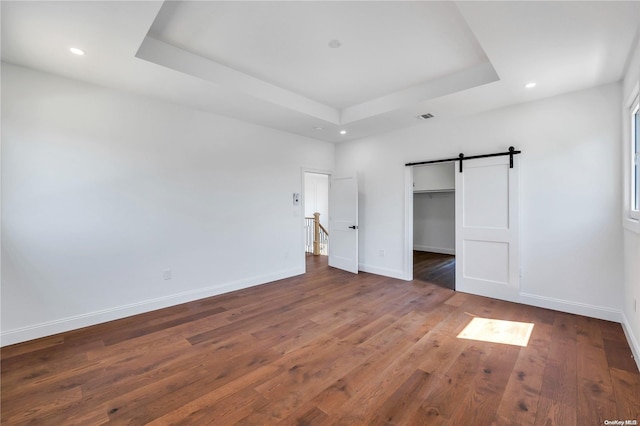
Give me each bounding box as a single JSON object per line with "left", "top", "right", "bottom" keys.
{"left": 413, "top": 189, "right": 455, "bottom": 194}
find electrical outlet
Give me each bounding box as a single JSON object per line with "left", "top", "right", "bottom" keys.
{"left": 163, "top": 269, "right": 172, "bottom": 280}
{"left": 379, "top": 249, "right": 385, "bottom": 257}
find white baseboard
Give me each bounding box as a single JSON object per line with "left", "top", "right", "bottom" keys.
{"left": 413, "top": 245, "right": 455, "bottom": 255}
{"left": 0, "top": 266, "right": 304, "bottom": 347}
{"left": 358, "top": 263, "right": 405, "bottom": 280}
{"left": 519, "top": 292, "right": 622, "bottom": 322}
{"left": 620, "top": 312, "right": 640, "bottom": 372}
{"left": 515, "top": 293, "right": 639, "bottom": 372}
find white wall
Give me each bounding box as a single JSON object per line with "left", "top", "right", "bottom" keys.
{"left": 304, "top": 173, "right": 329, "bottom": 230}
{"left": 621, "top": 38, "right": 640, "bottom": 367}
{"left": 336, "top": 82, "right": 624, "bottom": 321}
{"left": 413, "top": 162, "right": 455, "bottom": 192}
{"left": 413, "top": 192, "right": 455, "bottom": 254}
{"left": 1, "top": 63, "right": 334, "bottom": 345}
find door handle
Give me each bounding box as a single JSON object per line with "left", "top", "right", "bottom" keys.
{"left": 348, "top": 225, "right": 358, "bottom": 229}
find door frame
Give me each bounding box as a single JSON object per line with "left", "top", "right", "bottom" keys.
{"left": 403, "top": 166, "right": 415, "bottom": 281}
{"left": 301, "top": 167, "right": 333, "bottom": 274}
{"left": 403, "top": 163, "right": 458, "bottom": 282}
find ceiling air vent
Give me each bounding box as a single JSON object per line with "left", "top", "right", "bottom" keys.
{"left": 418, "top": 113, "right": 434, "bottom": 120}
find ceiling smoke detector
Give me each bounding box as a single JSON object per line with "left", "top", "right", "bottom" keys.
{"left": 418, "top": 113, "right": 434, "bottom": 120}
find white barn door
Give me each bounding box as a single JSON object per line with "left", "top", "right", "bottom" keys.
{"left": 455, "top": 155, "right": 520, "bottom": 302}
{"left": 329, "top": 176, "right": 359, "bottom": 274}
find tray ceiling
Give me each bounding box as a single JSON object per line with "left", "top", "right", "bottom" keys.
{"left": 2, "top": 1, "right": 640, "bottom": 142}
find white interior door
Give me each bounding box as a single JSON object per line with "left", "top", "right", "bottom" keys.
{"left": 455, "top": 155, "right": 519, "bottom": 302}
{"left": 329, "top": 176, "right": 358, "bottom": 274}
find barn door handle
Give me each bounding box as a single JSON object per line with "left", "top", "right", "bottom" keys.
{"left": 348, "top": 225, "right": 358, "bottom": 229}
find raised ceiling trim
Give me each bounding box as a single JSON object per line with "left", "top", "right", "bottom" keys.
{"left": 136, "top": 35, "right": 500, "bottom": 127}
{"left": 341, "top": 62, "right": 500, "bottom": 124}
{"left": 136, "top": 36, "right": 341, "bottom": 124}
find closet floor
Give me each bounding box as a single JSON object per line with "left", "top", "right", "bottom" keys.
{"left": 413, "top": 250, "right": 455, "bottom": 290}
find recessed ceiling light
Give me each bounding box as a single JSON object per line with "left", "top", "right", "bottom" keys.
{"left": 69, "top": 47, "right": 86, "bottom": 56}
{"left": 339, "top": 130, "right": 347, "bottom": 135}
{"left": 525, "top": 82, "right": 536, "bottom": 89}
{"left": 328, "top": 40, "right": 342, "bottom": 49}
{"left": 314, "top": 126, "right": 324, "bottom": 131}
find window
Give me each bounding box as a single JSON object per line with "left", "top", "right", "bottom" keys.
{"left": 630, "top": 94, "right": 639, "bottom": 220}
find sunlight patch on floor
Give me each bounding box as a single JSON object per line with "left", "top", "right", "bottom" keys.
{"left": 457, "top": 317, "right": 534, "bottom": 347}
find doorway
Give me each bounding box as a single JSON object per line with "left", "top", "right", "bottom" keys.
{"left": 412, "top": 163, "right": 456, "bottom": 290}
{"left": 404, "top": 152, "right": 521, "bottom": 303}
{"left": 302, "top": 170, "right": 359, "bottom": 275}
{"left": 303, "top": 172, "right": 329, "bottom": 258}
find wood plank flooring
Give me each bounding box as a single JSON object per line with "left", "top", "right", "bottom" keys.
{"left": 2, "top": 255, "right": 638, "bottom": 425}
{"left": 413, "top": 250, "right": 455, "bottom": 290}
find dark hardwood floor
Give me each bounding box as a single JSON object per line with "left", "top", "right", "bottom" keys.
{"left": 414, "top": 250, "right": 455, "bottom": 290}
{"left": 1, "top": 255, "right": 638, "bottom": 425}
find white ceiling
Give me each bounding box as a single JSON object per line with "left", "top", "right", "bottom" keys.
{"left": 2, "top": 1, "right": 640, "bottom": 143}
{"left": 148, "top": 1, "right": 488, "bottom": 109}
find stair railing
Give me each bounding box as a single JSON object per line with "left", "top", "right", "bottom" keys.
{"left": 305, "top": 212, "right": 329, "bottom": 255}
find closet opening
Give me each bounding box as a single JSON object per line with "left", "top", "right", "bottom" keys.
{"left": 412, "top": 162, "right": 455, "bottom": 290}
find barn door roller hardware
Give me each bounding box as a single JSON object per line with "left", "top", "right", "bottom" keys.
{"left": 405, "top": 146, "right": 521, "bottom": 173}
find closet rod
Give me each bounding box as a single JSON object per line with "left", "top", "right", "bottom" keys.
{"left": 405, "top": 146, "right": 521, "bottom": 172}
